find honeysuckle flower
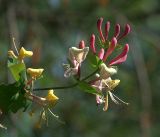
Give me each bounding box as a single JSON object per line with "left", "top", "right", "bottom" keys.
{"left": 18, "top": 47, "right": 33, "bottom": 61}
{"left": 91, "top": 75, "right": 128, "bottom": 111}
{"left": 68, "top": 47, "right": 89, "bottom": 64}
{"left": 99, "top": 63, "right": 117, "bottom": 79}
{"left": 63, "top": 41, "right": 89, "bottom": 77}
{"left": 90, "top": 63, "right": 128, "bottom": 110}
{"left": 27, "top": 68, "right": 44, "bottom": 79}
{"left": 45, "top": 90, "right": 59, "bottom": 107}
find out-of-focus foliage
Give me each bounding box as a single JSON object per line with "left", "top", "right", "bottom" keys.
{"left": 0, "top": 0, "right": 160, "bottom": 137}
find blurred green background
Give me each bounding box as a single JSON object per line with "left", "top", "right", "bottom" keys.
{"left": 0, "top": 0, "right": 160, "bottom": 137}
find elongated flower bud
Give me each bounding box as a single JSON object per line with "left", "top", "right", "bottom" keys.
{"left": 90, "top": 34, "right": 96, "bottom": 54}
{"left": 118, "top": 24, "right": 131, "bottom": 41}
{"left": 98, "top": 48, "right": 104, "bottom": 60}
{"left": 79, "top": 40, "right": 85, "bottom": 49}
{"left": 27, "top": 68, "right": 44, "bottom": 79}
{"left": 103, "top": 37, "right": 117, "bottom": 61}
{"left": 114, "top": 24, "right": 120, "bottom": 38}
{"left": 109, "top": 44, "right": 129, "bottom": 66}
{"left": 105, "top": 21, "right": 110, "bottom": 40}
{"left": 97, "top": 17, "right": 105, "bottom": 43}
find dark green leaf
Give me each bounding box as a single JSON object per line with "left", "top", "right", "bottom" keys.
{"left": 0, "top": 82, "right": 31, "bottom": 114}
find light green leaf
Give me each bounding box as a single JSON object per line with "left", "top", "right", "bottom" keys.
{"left": 78, "top": 81, "right": 99, "bottom": 95}
{"left": 8, "top": 57, "right": 26, "bottom": 81}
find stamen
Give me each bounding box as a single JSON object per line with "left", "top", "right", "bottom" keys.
{"left": 108, "top": 91, "right": 119, "bottom": 104}
{"left": 112, "top": 92, "right": 129, "bottom": 105}
{"left": 103, "top": 92, "right": 108, "bottom": 111}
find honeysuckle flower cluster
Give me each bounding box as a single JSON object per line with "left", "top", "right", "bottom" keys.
{"left": 0, "top": 17, "right": 131, "bottom": 129}
{"left": 88, "top": 17, "right": 130, "bottom": 110}
{"left": 6, "top": 46, "right": 59, "bottom": 128}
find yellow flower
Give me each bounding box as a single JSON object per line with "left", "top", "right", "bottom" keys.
{"left": 45, "top": 90, "right": 59, "bottom": 107}
{"left": 105, "top": 79, "right": 120, "bottom": 90}
{"left": 27, "top": 68, "right": 44, "bottom": 79}
{"left": 8, "top": 50, "right": 17, "bottom": 59}
{"left": 18, "top": 47, "right": 33, "bottom": 61}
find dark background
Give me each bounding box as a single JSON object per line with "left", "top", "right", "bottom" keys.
{"left": 0, "top": 0, "right": 160, "bottom": 137}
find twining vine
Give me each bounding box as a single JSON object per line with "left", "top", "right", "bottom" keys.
{"left": 0, "top": 17, "right": 131, "bottom": 129}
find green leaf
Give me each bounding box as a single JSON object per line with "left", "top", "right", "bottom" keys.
{"left": 8, "top": 57, "right": 26, "bottom": 81}
{"left": 88, "top": 52, "right": 101, "bottom": 68}
{"left": 0, "top": 82, "right": 31, "bottom": 114}
{"left": 78, "top": 81, "right": 99, "bottom": 95}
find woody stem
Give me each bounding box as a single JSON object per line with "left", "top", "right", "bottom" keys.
{"left": 33, "top": 68, "right": 99, "bottom": 91}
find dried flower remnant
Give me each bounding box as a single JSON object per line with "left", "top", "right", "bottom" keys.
{"left": 8, "top": 50, "right": 17, "bottom": 59}
{"left": 27, "top": 68, "right": 44, "bottom": 80}
{"left": 18, "top": 47, "right": 33, "bottom": 62}
{"left": 45, "top": 90, "right": 59, "bottom": 107}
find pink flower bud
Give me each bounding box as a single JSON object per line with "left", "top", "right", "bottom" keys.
{"left": 114, "top": 24, "right": 120, "bottom": 38}
{"left": 90, "top": 34, "right": 96, "bottom": 54}
{"left": 109, "top": 44, "right": 129, "bottom": 66}
{"left": 79, "top": 40, "right": 85, "bottom": 49}
{"left": 103, "top": 37, "right": 117, "bottom": 61}
{"left": 118, "top": 24, "right": 131, "bottom": 41}
{"left": 98, "top": 48, "right": 104, "bottom": 60}
{"left": 97, "top": 17, "right": 105, "bottom": 43}
{"left": 105, "top": 21, "right": 110, "bottom": 40}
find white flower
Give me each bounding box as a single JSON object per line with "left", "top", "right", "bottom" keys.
{"left": 63, "top": 47, "right": 89, "bottom": 78}
{"left": 99, "top": 63, "right": 117, "bottom": 79}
